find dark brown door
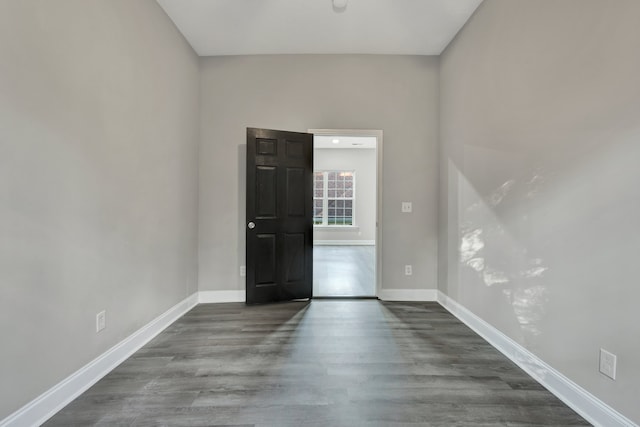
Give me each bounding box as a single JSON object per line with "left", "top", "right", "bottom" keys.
{"left": 246, "top": 128, "right": 313, "bottom": 304}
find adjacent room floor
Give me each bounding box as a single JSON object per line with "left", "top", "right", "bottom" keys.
{"left": 313, "top": 245, "right": 375, "bottom": 297}
{"left": 45, "top": 300, "right": 588, "bottom": 426}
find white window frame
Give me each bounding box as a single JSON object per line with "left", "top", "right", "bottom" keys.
{"left": 313, "top": 170, "right": 356, "bottom": 227}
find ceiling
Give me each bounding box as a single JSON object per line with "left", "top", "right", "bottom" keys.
{"left": 314, "top": 135, "right": 376, "bottom": 149}
{"left": 156, "top": 0, "right": 483, "bottom": 56}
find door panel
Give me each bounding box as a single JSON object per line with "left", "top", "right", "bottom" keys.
{"left": 283, "top": 233, "right": 305, "bottom": 283}
{"left": 246, "top": 128, "right": 313, "bottom": 304}
{"left": 257, "top": 138, "right": 277, "bottom": 155}
{"left": 286, "top": 168, "right": 305, "bottom": 217}
{"left": 256, "top": 166, "right": 277, "bottom": 218}
{"left": 255, "top": 234, "right": 277, "bottom": 286}
{"left": 286, "top": 139, "right": 305, "bottom": 158}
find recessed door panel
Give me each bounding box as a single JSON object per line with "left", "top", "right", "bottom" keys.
{"left": 256, "top": 166, "right": 277, "bottom": 219}
{"left": 257, "top": 138, "right": 277, "bottom": 155}
{"left": 255, "top": 234, "right": 276, "bottom": 286}
{"left": 286, "top": 139, "right": 304, "bottom": 159}
{"left": 286, "top": 168, "right": 305, "bottom": 217}
{"left": 283, "top": 233, "right": 305, "bottom": 284}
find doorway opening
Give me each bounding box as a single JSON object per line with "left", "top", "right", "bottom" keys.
{"left": 309, "top": 129, "right": 382, "bottom": 298}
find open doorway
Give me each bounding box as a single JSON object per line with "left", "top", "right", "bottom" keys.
{"left": 309, "top": 129, "right": 382, "bottom": 297}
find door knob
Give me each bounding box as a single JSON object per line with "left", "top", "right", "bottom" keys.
{"left": 248, "top": 222, "right": 256, "bottom": 229}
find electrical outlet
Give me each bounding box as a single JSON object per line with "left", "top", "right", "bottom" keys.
{"left": 599, "top": 348, "right": 617, "bottom": 380}
{"left": 401, "top": 202, "right": 412, "bottom": 213}
{"left": 96, "top": 310, "right": 106, "bottom": 333}
{"left": 404, "top": 265, "right": 413, "bottom": 276}
{"left": 240, "top": 265, "right": 246, "bottom": 277}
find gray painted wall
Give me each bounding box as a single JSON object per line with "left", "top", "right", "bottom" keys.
{"left": 199, "top": 55, "right": 439, "bottom": 293}
{"left": 314, "top": 148, "right": 376, "bottom": 243}
{"left": 439, "top": 0, "right": 640, "bottom": 423}
{"left": 0, "top": 0, "right": 200, "bottom": 418}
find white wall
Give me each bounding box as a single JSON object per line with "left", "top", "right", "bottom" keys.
{"left": 0, "top": 0, "right": 200, "bottom": 419}
{"left": 199, "top": 55, "right": 439, "bottom": 294}
{"left": 313, "top": 148, "right": 376, "bottom": 243}
{"left": 439, "top": 0, "right": 640, "bottom": 423}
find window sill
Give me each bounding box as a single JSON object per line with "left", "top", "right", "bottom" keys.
{"left": 314, "top": 225, "right": 359, "bottom": 231}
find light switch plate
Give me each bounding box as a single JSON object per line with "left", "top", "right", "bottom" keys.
{"left": 401, "top": 202, "right": 412, "bottom": 213}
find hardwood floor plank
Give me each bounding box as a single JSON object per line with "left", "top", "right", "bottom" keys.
{"left": 44, "top": 301, "right": 589, "bottom": 426}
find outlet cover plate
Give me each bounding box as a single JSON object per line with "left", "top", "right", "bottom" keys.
{"left": 96, "top": 310, "right": 106, "bottom": 333}
{"left": 599, "top": 348, "right": 617, "bottom": 380}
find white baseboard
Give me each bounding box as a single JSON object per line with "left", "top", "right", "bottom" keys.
{"left": 436, "top": 291, "right": 637, "bottom": 427}
{"left": 313, "top": 240, "right": 375, "bottom": 246}
{"left": 0, "top": 293, "right": 199, "bottom": 427}
{"left": 378, "top": 288, "right": 438, "bottom": 301}
{"left": 199, "top": 290, "right": 245, "bottom": 303}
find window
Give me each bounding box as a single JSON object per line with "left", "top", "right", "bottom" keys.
{"left": 313, "top": 170, "right": 355, "bottom": 226}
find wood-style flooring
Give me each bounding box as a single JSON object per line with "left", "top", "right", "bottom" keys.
{"left": 44, "top": 301, "right": 589, "bottom": 426}
{"left": 313, "top": 245, "right": 375, "bottom": 297}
